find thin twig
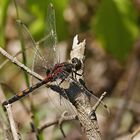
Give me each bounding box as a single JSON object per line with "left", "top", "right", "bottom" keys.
{"left": 131, "top": 126, "right": 140, "bottom": 139}
{"left": 58, "top": 111, "right": 68, "bottom": 138}
{"left": 91, "top": 92, "right": 109, "bottom": 114}
{"left": 0, "top": 47, "right": 28, "bottom": 70}
{"left": 0, "top": 47, "right": 43, "bottom": 81}
{"left": 37, "top": 114, "right": 76, "bottom": 133}
{"left": 30, "top": 121, "right": 40, "bottom": 140}
{"left": 5, "top": 104, "right": 19, "bottom": 140}
{"left": 0, "top": 85, "right": 13, "bottom": 140}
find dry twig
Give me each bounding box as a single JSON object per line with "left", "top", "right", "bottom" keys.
{"left": 37, "top": 114, "right": 76, "bottom": 133}
{"left": 0, "top": 47, "right": 43, "bottom": 81}
{"left": 4, "top": 104, "right": 19, "bottom": 140}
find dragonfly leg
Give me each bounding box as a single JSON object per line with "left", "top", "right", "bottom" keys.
{"left": 72, "top": 71, "right": 83, "bottom": 80}
{"left": 58, "top": 78, "right": 65, "bottom": 86}
{"left": 74, "top": 71, "right": 83, "bottom": 76}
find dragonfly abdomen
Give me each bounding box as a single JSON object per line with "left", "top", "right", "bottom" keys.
{"left": 2, "top": 78, "right": 50, "bottom": 106}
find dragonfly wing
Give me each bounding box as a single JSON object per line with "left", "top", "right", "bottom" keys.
{"left": 45, "top": 80, "right": 77, "bottom": 116}
{"left": 32, "top": 3, "right": 58, "bottom": 82}
{"left": 15, "top": 20, "right": 49, "bottom": 78}
{"left": 12, "top": 4, "right": 58, "bottom": 80}
{"left": 32, "top": 4, "right": 69, "bottom": 115}
{"left": 44, "top": 3, "right": 58, "bottom": 65}
{"left": 73, "top": 78, "right": 109, "bottom": 116}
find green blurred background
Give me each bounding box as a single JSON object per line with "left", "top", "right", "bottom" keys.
{"left": 0, "top": 0, "right": 139, "bottom": 62}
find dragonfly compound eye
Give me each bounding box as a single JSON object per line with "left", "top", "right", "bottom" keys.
{"left": 71, "top": 57, "right": 82, "bottom": 71}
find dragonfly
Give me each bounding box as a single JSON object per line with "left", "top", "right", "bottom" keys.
{"left": 1, "top": 3, "right": 82, "bottom": 106}
{"left": 1, "top": 3, "right": 108, "bottom": 116}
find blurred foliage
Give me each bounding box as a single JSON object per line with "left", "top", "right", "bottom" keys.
{"left": 0, "top": 0, "right": 10, "bottom": 47}
{"left": 0, "top": 1, "right": 140, "bottom": 139}
{"left": 92, "top": 0, "right": 139, "bottom": 62}
{"left": 26, "top": 0, "right": 68, "bottom": 41}
{"left": 0, "top": 0, "right": 139, "bottom": 63}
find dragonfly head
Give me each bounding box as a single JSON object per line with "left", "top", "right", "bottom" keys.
{"left": 71, "top": 57, "right": 82, "bottom": 71}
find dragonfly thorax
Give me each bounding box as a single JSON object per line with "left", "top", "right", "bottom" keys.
{"left": 44, "top": 58, "right": 82, "bottom": 82}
